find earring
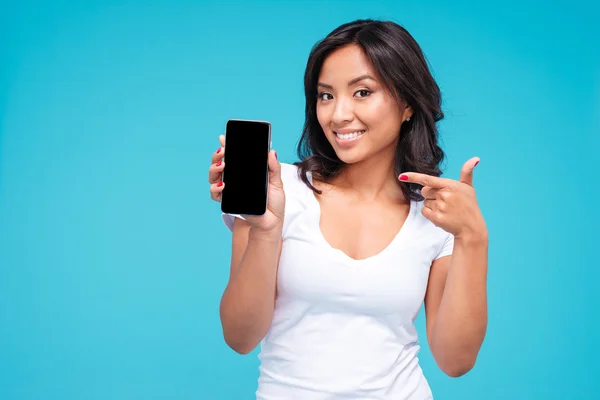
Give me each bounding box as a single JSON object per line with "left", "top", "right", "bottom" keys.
{"left": 406, "top": 117, "right": 411, "bottom": 122}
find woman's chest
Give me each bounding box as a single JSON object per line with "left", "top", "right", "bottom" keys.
{"left": 277, "top": 212, "right": 440, "bottom": 317}
{"left": 316, "top": 199, "right": 411, "bottom": 262}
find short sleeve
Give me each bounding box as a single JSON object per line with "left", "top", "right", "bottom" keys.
{"left": 434, "top": 232, "right": 454, "bottom": 260}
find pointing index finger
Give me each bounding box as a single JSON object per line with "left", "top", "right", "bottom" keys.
{"left": 399, "top": 172, "right": 452, "bottom": 189}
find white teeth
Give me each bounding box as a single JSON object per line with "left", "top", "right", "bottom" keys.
{"left": 335, "top": 130, "right": 365, "bottom": 140}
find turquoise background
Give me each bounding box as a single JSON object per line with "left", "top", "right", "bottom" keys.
{"left": 1, "top": 0, "right": 598, "bottom": 399}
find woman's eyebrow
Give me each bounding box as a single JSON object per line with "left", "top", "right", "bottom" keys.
{"left": 317, "top": 74, "right": 377, "bottom": 90}
{"left": 347, "top": 74, "right": 376, "bottom": 86}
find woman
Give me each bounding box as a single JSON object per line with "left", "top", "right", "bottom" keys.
{"left": 208, "top": 19, "right": 488, "bottom": 400}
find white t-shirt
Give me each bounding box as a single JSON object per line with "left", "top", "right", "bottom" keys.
{"left": 222, "top": 163, "right": 454, "bottom": 400}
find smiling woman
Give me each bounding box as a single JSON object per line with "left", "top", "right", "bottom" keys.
{"left": 210, "top": 18, "right": 488, "bottom": 400}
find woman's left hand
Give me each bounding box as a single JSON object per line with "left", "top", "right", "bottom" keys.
{"left": 399, "top": 157, "right": 487, "bottom": 241}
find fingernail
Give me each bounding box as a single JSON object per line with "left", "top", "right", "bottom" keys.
{"left": 274, "top": 151, "right": 278, "bottom": 160}
{"left": 399, "top": 174, "right": 408, "bottom": 181}
{"left": 216, "top": 161, "right": 222, "bottom": 167}
{"left": 216, "top": 147, "right": 221, "bottom": 154}
{"left": 217, "top": 182, "right": 223, "bottom": 187}
{"left": 474, "top": 160, "right": 479, "bottom": 167}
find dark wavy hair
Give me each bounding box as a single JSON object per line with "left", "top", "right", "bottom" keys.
{"left": 294, "top": 19, "right": 445, "bottom": 202}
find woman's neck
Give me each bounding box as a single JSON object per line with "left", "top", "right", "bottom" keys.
{"left": 327, "top": 146, "right": 406, "bottom": 204}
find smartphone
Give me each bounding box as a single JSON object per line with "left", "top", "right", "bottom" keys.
{"left": 221, "top": 119, "right": 271, "bottom": 216}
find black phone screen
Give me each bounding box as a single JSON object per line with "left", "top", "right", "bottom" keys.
{"left": 221, "top": 120, "right": 270, "bottom": 216}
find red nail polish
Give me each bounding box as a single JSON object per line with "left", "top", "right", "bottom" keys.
{"left": 274, "top": 151, "right": 278, "bottom": 160}
{"left": 474, "top": 160, "right": 479, "bottom": 167}
{"left": 216, "top": 147, "right": 221, "bottom": 154}
{"left": 216, "top": 161, "right": 222, "bottom": 167}
{"left": 399, "top": 174, "right": 408, "bottom": 181}
{"left": 217, "top": 182, "right": 223, "bottom": 187}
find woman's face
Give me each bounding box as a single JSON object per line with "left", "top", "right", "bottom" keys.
{"left": 316, "top": 44, "right": 412, "bottom": 165}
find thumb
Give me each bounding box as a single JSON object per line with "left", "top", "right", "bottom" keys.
{"left": 268, "top": 150, "right": 283, "bottom": 188}
{"left": 460, "top": 157, "right": 480, "bottom": 186}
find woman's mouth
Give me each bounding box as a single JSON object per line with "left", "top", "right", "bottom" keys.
{"left": 334, "top": 130, "right": 366, "bottom": 147}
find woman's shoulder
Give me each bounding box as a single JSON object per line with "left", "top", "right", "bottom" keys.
{"left": 280, "top": 162, "right": 310, "bottom": 195}
{"left": 410, "top": 200, "right": 455, "bottom": 260}
{"left": 280, "top": 162, "right": 301, "bottom": 182}
{"left": 279, "top": 162, "right": 299, "bottom": 180}
{"left": 410, "top": 200, "right": 445, "bottom": 234}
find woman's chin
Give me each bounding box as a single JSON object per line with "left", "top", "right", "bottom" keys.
{"left": 334, "top": 148, "right": 368, "bottom": 165}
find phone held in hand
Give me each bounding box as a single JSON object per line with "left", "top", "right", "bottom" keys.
{"left": 221, "top": 119, "right": 271, "bottom": 216}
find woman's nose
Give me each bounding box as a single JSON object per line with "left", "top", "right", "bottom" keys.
{"left": 331, "top": 96, "right": 354, "bottom": 125}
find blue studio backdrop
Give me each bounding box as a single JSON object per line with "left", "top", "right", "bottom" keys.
{"left": 1, "top": 1, "right": 598, "bottom": 399}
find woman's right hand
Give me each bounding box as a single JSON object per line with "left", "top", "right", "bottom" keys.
{"left": 209, "top": 135, "right": 286, "bottom": 234}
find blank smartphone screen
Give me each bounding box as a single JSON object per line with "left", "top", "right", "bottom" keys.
{"left": 221, "top": 120, "right": 270, "bottom": 216}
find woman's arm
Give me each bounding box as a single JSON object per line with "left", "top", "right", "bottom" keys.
{"left": 400, "top": 157, "right": 488, "bottom": 377}
{"left": 219, "top": 218, "right": 282, "bottom": 354}
{"left": 424, "top": 233, "right": 488, "bottom": 377}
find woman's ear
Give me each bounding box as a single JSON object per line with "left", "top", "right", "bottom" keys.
{"left": 403, "top": 105, "right": 413, "bottom": 122}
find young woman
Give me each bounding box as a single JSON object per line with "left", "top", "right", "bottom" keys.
{"left": 208, "top": 19, "right": 488, "bottom": 400}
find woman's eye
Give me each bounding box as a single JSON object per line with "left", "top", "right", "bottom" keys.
{"left": 355, "top": 89, "right": 371, "bottom": 98}
{"left": 318, "top": 92, "right": 333, "bottom": 101}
